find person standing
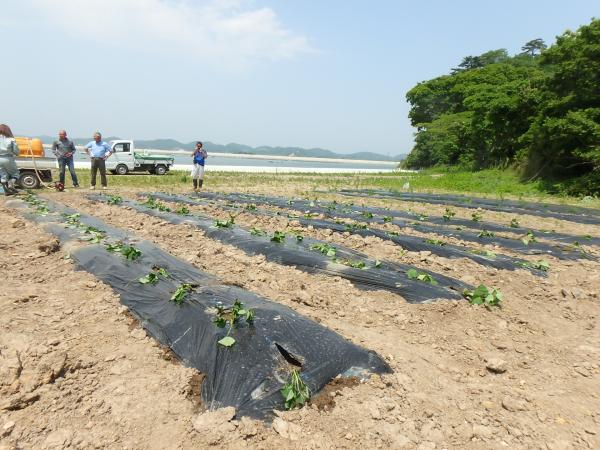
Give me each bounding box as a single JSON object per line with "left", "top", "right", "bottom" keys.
{"left": 52, "top": 130, "right": 79, "bottom": 188}
{"left": 191, "top": 141, "right": 207, "bottom": 192}
{"left": 0, "top": 124, "right": 20, "bottom": 196}
{"left": 84, "top": 132, "right": 112, "bottom": 190}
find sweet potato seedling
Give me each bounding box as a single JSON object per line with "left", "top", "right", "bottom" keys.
{"left": 443, "top": 208, "right": 456, "bottom": 222}
{"left": 139, "top": 266, "right": 171, "bottom": 284}
{"left": 425, "top": 238, "right": 446, "bottom": 246}
{"left": 338, "top": 259, "right": 366, "bottom": 269}
{"left": 107, "top": 195, "right": 123, "bottom": 205}
{"left": 469, "top": 249, "right": 497, "bottom": 258}
{"left": 310, "top": 243, "right": 337, "bottom": 258}
{"left": 281, "top": 369, "right": 310, "bottom": 410}
{"left": 406, "top": 268, "right": 438, "bottom": 285}
{"left": 521, "top": 230, "right": 537, "bottom": 246}
{"left": 478, "top": 229, "right": 495, "bottom": 238}
{"left": 303, "top": 212, "right": 319, "bottom": 219}
{"left": 171, "top": 284, "right": 193, "bottom": 305}
{"left": 344, "top": 223, "right": 368, "bottom": 232}
{"left": 214, "top": 214, "right": 236, "bottom": 228}
{"left": 83, "top": 227, "right": 105, "bottom": 244}
{"left": 36, "top": 205, "right": 50, "bottom": 216}
{"left": 143, "top": 197, "right": 171, "bottom": 212}
{"left": 271, "top": 231, "right": 286, "bottom": 243}
{"left": 105, "top": 242, "right": 142, "bottom": 261}
{"left": 175, "top": 205, "right": 190, "bottom": 215}
{"left": 520, "top": 260, "right": 550, "bottom": 272}
{"left": 250, "top": 227, "right": 267, "bottom": 236}
{"left": 510, "top": 218, "right": 520, "bottom": 228}
{"left": 63, "top": 213, "right": 81, "bottom": 227}
{"left": 471, "top": 211, "right": 483, "bottom": 222}
{"left": 213, "top": 300, "right": 255, "bottom": 347}
{"left": 288, "top": 231, "right": 304, "bottom": 242}
{"left": 382, "top": 215, "right": 393, "bottom": 223}
{"left": 463, "top": 285, "right": 502, "bottom": 307}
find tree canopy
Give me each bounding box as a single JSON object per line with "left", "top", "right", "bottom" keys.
{"left": 404, "top": 18, "right": 600, "bottom": 195}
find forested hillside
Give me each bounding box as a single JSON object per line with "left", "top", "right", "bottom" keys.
{"left": 404, "top": 18, "right": 599, "bottom": 195}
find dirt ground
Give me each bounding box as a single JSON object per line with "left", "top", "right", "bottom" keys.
{"left": 1, "top": 187, "right": 599, "bottom": 449}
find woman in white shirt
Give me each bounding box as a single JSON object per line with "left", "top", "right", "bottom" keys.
{"left": 0, "top": 124, "right": 20, "bottom": 196}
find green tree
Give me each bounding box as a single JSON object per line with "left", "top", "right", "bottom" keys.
{"left": 520, "top": 38, "right": 547, "bottom": 56}
{"left": 404, "top": 18, "right": 599, "bottom": 194}
{"left": 521, "top": 18, "right": 600, "bottom": 190}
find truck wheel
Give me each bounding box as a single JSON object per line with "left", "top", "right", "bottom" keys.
{"left": 18, "top": 172, "right": 40, "bottom": 189}
{"left": 115, "top": 164, "right": 129, "bottom": 175}
{"left": 154, "top": 164, "right": 167, "bottom": 175}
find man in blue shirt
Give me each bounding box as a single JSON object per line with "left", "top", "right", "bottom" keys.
{"left": 84, "top": 132, "right": 112, "bottom": 190}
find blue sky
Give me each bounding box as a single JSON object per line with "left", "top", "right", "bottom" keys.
{"left": 2, "top": 0, "right": 597, "bottom": 155}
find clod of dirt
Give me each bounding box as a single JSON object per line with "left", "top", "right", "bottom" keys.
{"left": 501, "top": 396, "right": 529, "bottom": 412}
{"left": 272, "top": 417, "right": 302, "bottom": 441}
{"left": 485, "top": 358, "right": 508, "bottom": 374}
{"left": 36, "top": 238, "right": 60, "bottom": 255}
{"left": 309, "top": 376, "right": 359, "bottom": 411}
{"left": 10, "top": 219, "right": 25, "bottom": 229}
{"left": 187, "top": 372, "right": 205, "bottom": 412}
{"left": 0, "top": 392, "right": 40, "bottom": 411}
{"left": 130, "top": 328, "right": 147, "bottom": 340}
{"left": 1, "top": 420, "right": 15, "bottom": 437}
{"left": 192, "top": 406, "right": 236, "bottom": 433}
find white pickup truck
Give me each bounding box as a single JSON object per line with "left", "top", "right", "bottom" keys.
{"left": 107, "top": 140, "right": 175, "bottom": 175}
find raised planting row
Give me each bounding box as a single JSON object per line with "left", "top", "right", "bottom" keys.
{"left": 339, "top": 189, "right": 600, "bottom": 226}
{"left": 167, "top": 191, "right": 551, "bottom": 276}
{"left": 13, "top": 193, "right": 391, "bottom": 419}
{"left": 193, "top": 192, "right": 593, "bottom": 261}
{"left": 89, "top": 194, "right": 471, "bottom": 303}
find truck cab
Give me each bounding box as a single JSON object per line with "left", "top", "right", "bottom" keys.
{"left": 107, "top": 140, "right": 174, "bottom": 175}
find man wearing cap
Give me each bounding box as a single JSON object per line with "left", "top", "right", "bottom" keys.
{"left": 84, "top": 132, "right": 112, "bottom": 190}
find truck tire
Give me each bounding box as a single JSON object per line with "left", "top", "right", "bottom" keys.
{"left": 18, "top": 172, "right": 40, "bottom": 189}
{"left": 154, "top": 164, "right": 167, "bottom": 175}
{"left": 115, "top": 164, "right": 129, "bottom": 175}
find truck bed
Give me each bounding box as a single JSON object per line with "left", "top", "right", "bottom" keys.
{"left": 133, "top": 152, "right": 174, "bottom": 162}
{"left": 16, "top": 157, "right": 57, "bottom": 170}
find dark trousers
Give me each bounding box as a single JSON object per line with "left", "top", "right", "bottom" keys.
{"left": 90, "top": 158, "right": 107, "bottom": 187}
{"left": 58, "top": 156, "right": 79, "bottom": 186}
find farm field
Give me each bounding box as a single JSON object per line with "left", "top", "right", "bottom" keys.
{"left": 1, "top": 177, "right": 599, "bottom": 449}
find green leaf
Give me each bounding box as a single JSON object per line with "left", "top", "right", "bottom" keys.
{"left": 271, "top": 231, "right": 286, "bottom": 243}
{"left": 250, "top": 227, "right": 266, "bottom": 236}
{"left": 218, "top": 336, "right": 236, "bottom": 347}
{"left": 139, "top": 273, "right": 157, "bottom": 284}
{"left": 107, "top": 195, "right": 123, "bottom": 205}
{"left": 213, "top": 317, "right": 227, "bottom": 328}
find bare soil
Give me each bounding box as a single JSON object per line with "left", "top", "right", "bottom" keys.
{"left": 1, "top": 187, "right": 599, "bottom": 449}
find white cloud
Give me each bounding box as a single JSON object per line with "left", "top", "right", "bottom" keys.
{"left": 29, "top": 0, "right": 314, "bottom": 65}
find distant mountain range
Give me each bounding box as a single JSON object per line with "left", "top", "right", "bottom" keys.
{"left": 36, "top": 135, "right": 405, "bottom": 162}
